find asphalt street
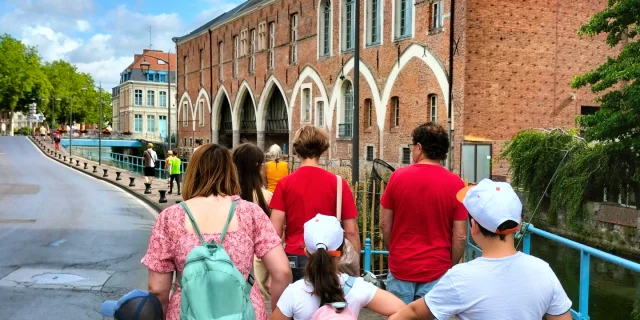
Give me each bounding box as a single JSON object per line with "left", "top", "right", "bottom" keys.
{"left": 0, "top": 136, "right": 157, "bottom": 320}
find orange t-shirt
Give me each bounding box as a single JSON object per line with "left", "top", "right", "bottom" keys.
{"left": 266, "top": 160, "right": 288, "bottom": 193}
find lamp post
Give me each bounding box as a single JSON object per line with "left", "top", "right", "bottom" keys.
{"left": 82, "top": 82, "right": 104, "bottom": 165}
{"left": 140, "top": 54, "right": 172, "bottom": 151}
{"left": 56, "top": 96, "right": 74, "bottom": 156}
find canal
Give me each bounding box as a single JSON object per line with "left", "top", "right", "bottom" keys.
{"left": 530, "top": 234, "right": 640, "bottom": 319}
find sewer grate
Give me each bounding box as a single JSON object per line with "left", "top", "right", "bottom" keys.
{"left": 31, "top": 273, "right": 86, "bottom": 284}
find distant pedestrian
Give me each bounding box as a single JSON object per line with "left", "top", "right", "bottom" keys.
{"left": 165, "top": 150, "right": 174, "bottom": 183}
{"left": 167, "top": 151, "right": 181, "bottom": 195}
{"left": 100, "top": 289, "right": 163, "bottom": 320}
{"left": 388, "top": 179, "right": 572, "bottom": 320}
{"left": 233, "top": 143, "right": 274, "bottom": 303}
{"left": 1, "top": 122, "right": 5, "bottom": 136}
{"left": 270, "top": 214, "right": 405, "bottom": 320}
{"left": 143, "top": 143, "right": 158, "bottom": 185}
{"left": 54, "top": 134, "right": 61, "bottom": 151}
{"left": 193, "top": 139, "right": 202, "bottom": 152}
{"left": 141, "top": 143, "right": 291, "bottom": 320}
{"left": 269, "top": 125, "right": 361, "bottom": 281}
{"left": 264, "top": 144, "right": 288, "bottom": 193}
{"left": 380, "top": 122, "right": 467, "bottom": 304}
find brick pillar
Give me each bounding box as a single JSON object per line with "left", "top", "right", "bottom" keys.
{"left": 212, "top": 130, "right": 219, "bottom": 145}
{"left": 232, "top": 130, "right": 240, "bottom": 148}
{"left": 257, "top": 131, "right": 265, "bottom": 151}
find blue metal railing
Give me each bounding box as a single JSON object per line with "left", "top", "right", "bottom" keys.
{"left": 360, "top": 222, "right": 640, "bottom": 320}
{"left": 72, "top": 150, "right": 188, "bottom": 179}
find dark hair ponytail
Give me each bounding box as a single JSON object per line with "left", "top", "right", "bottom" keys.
{"left": 304, "top": 247, "right": 346, "bottom": 306}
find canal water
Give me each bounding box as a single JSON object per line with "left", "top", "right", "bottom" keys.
{"left": 529, "top": 234, "right": 640, "bottom": 319}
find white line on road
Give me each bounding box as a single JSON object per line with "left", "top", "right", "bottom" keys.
{"left": 26, "top": 137, "right": 159, "bottom": 219}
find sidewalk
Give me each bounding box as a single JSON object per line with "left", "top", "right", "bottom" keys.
{"left": 30, "top": 136, "right": 182, "bottom": 212}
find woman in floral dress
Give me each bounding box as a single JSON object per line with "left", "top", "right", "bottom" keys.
{"left": 141, "top": 143, "right": 292, "bottom": 320}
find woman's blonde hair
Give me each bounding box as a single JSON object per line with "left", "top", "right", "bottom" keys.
{"left": 181, "top": 144, "right": 240, "bottom": 200}
{"left": 292, "top": 125, "right": 330, "bottom": 160}
{"left": 267, "top": 144, "right": 283, "bottom": 161}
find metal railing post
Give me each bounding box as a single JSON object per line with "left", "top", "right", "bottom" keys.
{"left": 579, "top": 250, "right": 591, "bottom": 320}
{"left": 523, "top": 231, "right": 531, "bottom": 255}
{"left": 363, "top": 238, "right": 372, "bottom": 273}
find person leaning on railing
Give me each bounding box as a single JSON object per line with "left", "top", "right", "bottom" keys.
{"left": 263, "top": 144, "right": 288, "bottom": 193}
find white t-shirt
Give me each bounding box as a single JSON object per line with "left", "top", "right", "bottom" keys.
{"left": 277, "top": 273, "right": 378, "bottom": 320}
{"left": 425, "top": 252, "right": 572, "bottom": 320}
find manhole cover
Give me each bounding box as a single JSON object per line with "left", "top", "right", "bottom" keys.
{"left": 31, "top": 273, "right": 86, "bottom": 284}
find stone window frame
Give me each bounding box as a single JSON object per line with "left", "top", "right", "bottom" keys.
{"left": 392, "top": 0, "right": 415, "bottom": 41}
{"left": 365, "top": 0, "right": 383, "bottom": 47}
{"left": 365, "top": 144, "right": 376, "bottom": 162}
{"left": 341, "top": 0, "right": 356, "bottom": 52}
{"left": 300, "top": 83, "right": 312, "bottom": 123}
{"left": 429, "top": 94, "right": 438, "bottom": 123}
{"left": 318, "top": 0, "right": 333, "bottom": 58}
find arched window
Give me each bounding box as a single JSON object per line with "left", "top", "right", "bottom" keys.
{"left": 341, "top": 0, "right": 355, "bottom": 52}
{"left": 319, "top": 0, "right": 332, "bottom": 57}
{"left": 339, "top": 81, "right": 354, "bottom": 138}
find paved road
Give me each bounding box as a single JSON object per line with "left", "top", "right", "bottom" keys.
{"left": 0, "top": 137, "right": 157, "bottom": 320}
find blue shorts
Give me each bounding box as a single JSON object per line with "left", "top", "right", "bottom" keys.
{"left": 386, "top": 272, "right": 441, "bottom": 305}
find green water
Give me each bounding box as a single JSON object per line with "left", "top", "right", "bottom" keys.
{"left": 530, "top": 234, "right": 640, "bottom": 319}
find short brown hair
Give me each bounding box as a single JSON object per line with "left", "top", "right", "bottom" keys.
{"left": 292, "top": 125, "right": 330, "bottom": 159}
{"left": 181, "top": 144, "right": 240, "bottom": 200}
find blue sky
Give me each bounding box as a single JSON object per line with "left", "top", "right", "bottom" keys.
{"left": 0, "top": 0, "right": 243, "bottom": 89}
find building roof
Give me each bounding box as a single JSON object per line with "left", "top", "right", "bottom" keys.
{"left": 175, "top": 0, "right": 273, "bottom": 44}
{"left": 124, "top": 49, "right": 177, "bottom": 72}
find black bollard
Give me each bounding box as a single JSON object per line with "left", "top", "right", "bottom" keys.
{"left": 103, "top": 169, "right": 108, "bottom": 178}
{"left": 128, "top": 177, "right": 135, "bottom": 187}
{"left": 158, "top": 190, "right": 167, "bottom": 203}
{"left": 63, "top": 156, "right": 67, "bottom": 162}
{"left": 58, "top": 154, "right": 61, "bottom": 159}
{"left": 92, "top": 165, "right": 97, "bottom": 173}
{"left": 83, "top": 162, "right": 88, "bottom": 169}
{"left": 115, "top": 172, "right": 122, "bottom": 181}
{"left": 144, "top": 183, "right": 152, "bottom": 194}
{"left": 76, "top": 160, "right": 80, "bottom": 166}
{"left": 69, "top": 157, "right": 73, "bottom": 164}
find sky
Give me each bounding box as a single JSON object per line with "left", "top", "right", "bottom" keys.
{"left": 0, "top": 0, "right": 244, "bottom": 90}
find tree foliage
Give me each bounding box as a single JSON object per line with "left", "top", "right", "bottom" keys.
{"left": 0, "top": 34, "right": 109, "bottom": 129}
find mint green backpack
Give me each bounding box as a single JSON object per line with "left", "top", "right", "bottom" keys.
{"left": 178, "top": 201, "right": 255, "bottom": 320}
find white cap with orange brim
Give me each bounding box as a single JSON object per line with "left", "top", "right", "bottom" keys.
{"left": 456, "top": 179, "right": 523, "bottom": 235}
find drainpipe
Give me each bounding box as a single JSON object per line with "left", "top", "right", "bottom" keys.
{"left": 209, "top": 30, "right": 214, "bottom": 144}
{"left": 448, "top": 0, "right": 456, "bottom": 171}
{"left": 173, "top": 38, "right": 179, "bottom": 154}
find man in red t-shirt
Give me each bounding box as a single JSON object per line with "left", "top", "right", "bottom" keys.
{"left": 380, "top": 122, "right": 467, "bottom": 304}
{"left": 270, "top": 125, "right": 360, "bottom": 281}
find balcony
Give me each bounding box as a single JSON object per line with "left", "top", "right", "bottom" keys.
{"left": 338, "top": 123, "right": 352, "bottom": 139}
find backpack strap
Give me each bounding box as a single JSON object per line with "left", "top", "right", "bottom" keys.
{"left": 219, "top": 200, "right": 238, "bottom": 244}
{"left": 343, "top": 276, "right": 356, "bottom": 296}
{"left": 179, "top": 200, "right": 239, "bottom": 246}
{"left": 179, "top": 202, "right": 206, "bottom": 246}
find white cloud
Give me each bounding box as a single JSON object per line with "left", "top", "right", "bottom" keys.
{"left": 76, "top": 20, "right": 91, "bottom": 32}
{"left": 74, "top": 56, "right": 132, "bottom": 89}
{"left": 190, "top": 1, "right": 243, "bottom": 31}
{"left": 21, "top": 26, "right": 82, "bottom": 61}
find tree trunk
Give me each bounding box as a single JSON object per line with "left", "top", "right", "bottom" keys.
{"left": 8, "top": 111, "right": 14, "bottom": 136}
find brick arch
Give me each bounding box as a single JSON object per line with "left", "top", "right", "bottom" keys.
{"left": 381, "top": 43, "right": 450, "bottom": 132}
{"left": 211, "top": 85, "right": 231, "bottom": 132}
{"left": 329, "top": 57, "right": 380, "bottom": 135}
{"left": 289, "top": 65, "right": 330, "bottom": 131}
{"left": 257, "top": 75, "right": 289, "bottom": 132}
{"left": 232, "top": 81, "right": 257, "bottom": 131}
{"left": 177, "top": 91, "right": 194, "bottom": 131}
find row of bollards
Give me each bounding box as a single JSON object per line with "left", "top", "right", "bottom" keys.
{"left": 35, "top": 137, "right": 171, "bottom": 205}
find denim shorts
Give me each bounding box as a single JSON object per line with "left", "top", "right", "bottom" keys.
{"left": 286, "top": 254, "right": 308, "bottom": 282}
{"left": 386, "top": 272, "right": 442, "bottom": 305}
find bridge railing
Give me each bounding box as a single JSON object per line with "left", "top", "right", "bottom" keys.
{"left": 360, "top": 222, "right": 640, "bottom": 320}
{"left": 75, "top": 150, "right": 188, "bottom": 179}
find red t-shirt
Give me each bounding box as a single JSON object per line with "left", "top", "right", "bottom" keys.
{"left": 380, "top": 164, "right": 467, "bottom": 282}
{"left": 270, "top": 166, "right": 359, "bottom": 255}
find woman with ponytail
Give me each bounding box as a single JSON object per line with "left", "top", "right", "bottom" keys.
{"left": 270, "top": 214, "right": 405, "bottom": 320}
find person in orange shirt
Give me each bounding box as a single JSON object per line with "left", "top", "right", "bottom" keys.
{"left": 263, "top": 144, "right": 288, "bottom": 193}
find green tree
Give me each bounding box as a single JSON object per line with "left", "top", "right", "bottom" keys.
{"left": 572, "top": 0, "right": 640, "bottom": 207}
{"left": 42, "top": 60, "right": 97, "bottom": 127}
{"left": 0, "top": 34, "right": 51, "bottom": 135}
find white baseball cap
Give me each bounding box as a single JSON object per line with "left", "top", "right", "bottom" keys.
{"left": 456, "top": 179, "right": 522, "bottom": 235}
{"left": 304, "top": 214, "right": 344, "bottom": 257}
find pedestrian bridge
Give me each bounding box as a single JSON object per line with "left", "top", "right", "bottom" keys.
{"left": 59, "top": 138, "right": 142, "bottom": 148}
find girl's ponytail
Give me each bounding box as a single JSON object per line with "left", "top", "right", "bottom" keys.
{"left": 304, "top": 248, "right": 346, "bottom": 305}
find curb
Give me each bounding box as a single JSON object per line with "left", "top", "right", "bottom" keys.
{"left": 28, "top": 137, "right": 164, "bottom": 214}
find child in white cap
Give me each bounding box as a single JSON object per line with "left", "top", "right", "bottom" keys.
{"left": 389, "top": 179, "right": 573, "bottom": 320}
{"left": 270, "top": 214, "right": 405, "bottom": 320}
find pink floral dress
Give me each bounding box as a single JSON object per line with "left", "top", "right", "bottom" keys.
{"left": 141, "top": 196, "right": 281, "bottom": 320}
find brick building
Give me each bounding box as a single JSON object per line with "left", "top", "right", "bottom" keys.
{"left": 112, "top": 49, "right": 177, "bottom": 143}
{"left": 173, "top": 0, "right": 614, "bottom": 182}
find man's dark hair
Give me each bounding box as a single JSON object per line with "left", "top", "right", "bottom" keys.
{"left": 469, "top": 215, "right": 520, "bottom": 241}
{"left": 195, "top": 139, "right": 202, "bottom": 146}
{"left": 412, "top": 122, "right": 449, "bottom": 160}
